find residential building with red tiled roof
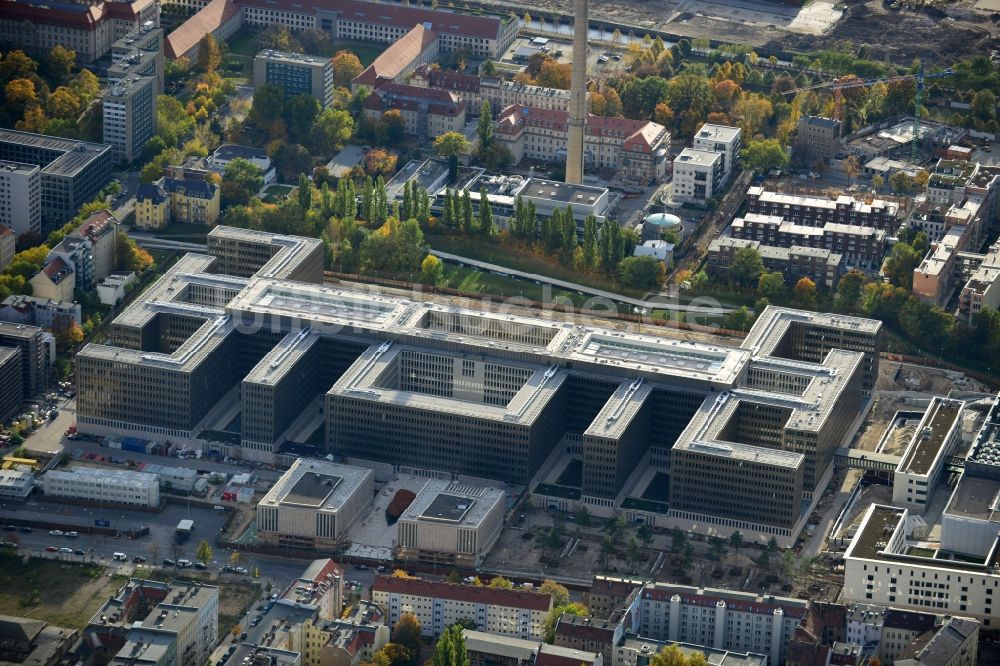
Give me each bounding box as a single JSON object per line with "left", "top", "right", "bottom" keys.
{"left": 363, "top": 84, "right": 466, "bottom": 141}
{"left": 372, "top": 575, "right": 553, "bottom": 640}
{"left": 165, "top": 0, "right": 243, "bottom": 59}
{"left": 0, "top": 0, "right": 158, "bottom": 63}
{"left": 495, "top": 105, "right": 669, "bottom": 183}
{"left": 411, "top": 66, "right": 570, "bottom": 118}
{"left": 30, "top": 256, "right": 76, "bottom": 302}
{"left": 352, "top": 24, "right": 438, "bottom": 92}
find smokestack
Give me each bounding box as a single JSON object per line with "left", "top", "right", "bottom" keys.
{"left": 565, "top": 0, "right": 588, "bottom": 185}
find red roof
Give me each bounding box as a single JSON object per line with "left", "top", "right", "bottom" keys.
{"left": 0, "top": 225, "right": 13, "bottom": 238}
{"left": 496, "top": 105, "right": 667, "bottom": 154}
{"left": 640, "top": 587, "right": 807, "bottom": 619}
{"left": 77, "top": 210, "right": 116, "bottom": 241}
{"left": 365, "top": 83, "right": 464, "bottom": 118}
{"left": 0, "top": 0, "right": 103, "bottom": 31}
{"left": 165, "top": 0, "right": 242, "bottom": 59}
{"left": 415, "top": 65, "right": 480, "bottom": 94}
{"left": 536, "top": 647, "right": 598, "bottom": 666}
{"left": 353, "top": 24, "right": 438, "bottom": 89}
{"left": 373, "top": 575, "right": 553, "bottom": 612}
{"left": 237, "top": 0, "right": 502, "bottom": 40}
{"left": 41, "top": 257, "right": 73, "bottom": 284}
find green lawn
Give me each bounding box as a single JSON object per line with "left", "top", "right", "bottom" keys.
{"left": 225, "top": 28, "right": 262, "bottom": 58}
{"left": 329, "top": 41, "right": 385, "bottom": 66}
{"left": 155, "top": 222, "right": 211, "bottom": 243}
{"left": 440, "top": 264, "right": 587, "bottom": 305}
{"left": 261, "top": 184, "right": 296, "bottom": 204}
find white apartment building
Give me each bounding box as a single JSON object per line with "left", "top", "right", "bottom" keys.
{"left": 672, "top": 149, "right": 723, "bottom": 205}
{"left": 891, "top": 398, "right": 965, "bottom": 513}
{"left": 637, "top": 583, "right": 808, "bottom": 665}
{"left": 692, "top": 123, "right": 742, "bottom": 183}
{"left": 41, "top": 468, "right": 160, "bottom": 508}
{"left": 256, "top": 459, "right": 373, "bottom": 549}
{"left": 372, "top": 576, "right": 553, "bottom": 640}
{"left": 397, "top": 480, "right": 505, "bottom": 567}
{"left": 844, "top": 504, "right": 1000, "bottom": 627}
{"left": 0, "top": 161, "right": 41, "bottom": 237}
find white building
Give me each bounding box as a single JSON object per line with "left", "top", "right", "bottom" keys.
{"left": 692, "top": 123, "right": 742, "bottom": 183}
{"left": 843, "top": 504, "right": 1000, "bottom": 626}
{"left": 372, "top": 576, "right": 553, "bottom": 640}
{"left": 0, "top": 469, "right": 34, "bottom": 500}
{"left": 208, "top": 144, "right": 276, "bottom": 185}
{"left": 892, "top": 398, "right": 965, "bottom": 513}
{"left": 397, "top": 480, "right": 505, "bottom": 567}
{"left": 256, "top": 459, "right": 373, "bottom": 548}
{"left": 672, "top": 149, "right": 723, "bottom": 205}
{"left": 41, "top": 467, "right": 160, "bottom": 508}
{"left": 97, "top": 272, "right": 138, "bottom": 307}
{"left": 633, "top": 240, "right": 674, "bottom": 265}
{"left": 0, "top": 161, "right": 41, "bottom": 237}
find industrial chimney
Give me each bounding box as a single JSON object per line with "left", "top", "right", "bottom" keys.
{"left": 565, "top": 0, "right": 588, "bottom": 185}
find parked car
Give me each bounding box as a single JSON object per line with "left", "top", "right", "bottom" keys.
{"left": 3, "top": 525, "right": 15, "bottom": 531}
{"left": 162, "top": 558, "right": 175, "bottom": 567}
{"left": 65, "top": 531, "right": 78, "bottom": 538}
{"left": 133, "top": 555, "right": 147, "bottom": 563}
{"left": 194, "top": 562, "right": 207, "bottom": 570}
{"left": 19, "top": 526, "right": 31, "bottom": 533}
{"left": 45, "top": 546, "right": 57, "bottom": 552}
{"left": 49, "top": 530, "right": 63, "bottom": 536}
{"left": 74, "top": 549, "right": 85, "bottom": 556}
{"left": 58, "top": 547, "right": 73, "bottom": 554}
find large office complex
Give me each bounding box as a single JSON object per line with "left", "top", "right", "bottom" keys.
{"left": 76, "top": 227, "right": 881, "bottom": 545}
{"left": 103, "top": 75, "right": 158, "bottom": 164}
{"left": 253, "top": 50, "right": 334, "bottom": 109}
{"left": 256, "top": 459, "right": 373, "bottom": 549}
{"left": 0, "top": 130, "right": 112, "bottom": 225}
{"left": 0, "top": 161, "right": 41, "bottom": 237}
{"left": 0, "top": 320, "right": 47, "bottom": 398}
{"left": 372, "top": 576, "right": 553, "bottom": 639}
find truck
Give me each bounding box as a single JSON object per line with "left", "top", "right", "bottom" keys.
{"left": 175, "top": 519, "right": 194, "bottom": 543}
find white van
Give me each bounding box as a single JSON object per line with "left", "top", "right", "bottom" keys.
{"left": 177, "top": 559, "right": 193, "bottom": 568}
{"left": 112, "top": 552, "right": 127, "bottom": 561}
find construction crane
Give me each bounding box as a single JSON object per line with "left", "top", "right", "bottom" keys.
{"left": 782, "top": 67, "right": 953, "bottom": 161}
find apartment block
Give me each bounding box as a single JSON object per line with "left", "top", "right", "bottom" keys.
{"left": 396, "top": 480, "right": 506, "bottom": 567}
{"left": 708, "top": 236, "right": 845, "bottom": 288}
{"left": 275, "top": 558, "right": 345, "bottom": 622}
{"left": 672, "top": 149, "right": 722, "bottom": 204}
{"left": 465, "top": 630, "right": 603, "bottom": 666}
{"left": 254, "top": 50, "right": 334, "bottom": 109}
{"left": 30, "top": 257, "right": 75, "bottom": 302}
{"left": 372, "top": 576, "right": 552, "bottom": 639}
{"left": 363, "top": 84, "right": 466, "bottom": 141}
{"left": 0, "top": 129, "right": 112, "bottom": 225}
{"left": 729, "top": 212, "right": 887, "bottom": 267}
{"left": 0, "top": 346, "right": 23, "bottom": 423}
{"left": 41, "top": 467, "right": 160, "bottom": 508}
{"left": 795, "top": 115, "right": 841, "bottom": 164}
{"left": 103, "top": 75, "right": 157, "bottom": 164}
{"left": 0, "top": 161, "right": 41, "bottom": 237}
{"left": 691, "top": 123, "right": 742, "bottom": 182}
{"left": 410, "top": 66, "right": 571, "bottom": 115}
{"left": 497, "top": 106, "right": 669, "bottom": 183}
{"left": 256, "top": 459, "right": 373, "bottom": 549}
{"left": 0, "top": 295, "right": 82, "bottom": 330}
{"left": 747, "top": 187, "right": 902, "bottom": 231}
{"left": 300, "top": 603, "right": 388, "bottom": 666}
{"left": 0, "top": 320, "right": 47, "bottom": 398}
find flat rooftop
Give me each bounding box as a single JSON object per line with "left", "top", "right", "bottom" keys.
{"left": 261, "top": 459, "right": 372, "bottom": 513}
{"left": 283, "top": 473, "right": 343, "bottom": 508}
{"left": 847, "top": 505, "right": 905, "bottom": 560}
{"left": 399, "top": 480, "right": 505, "bottom": 528}
{"left": 255, "top": 49, "right": 328, "bottom": 66}
{"left": 0, "top": 128, "right": 110, "bottom": 178}
{"left": 695, "top": 123, "right": 741, "bottom": 143}
{"left": 0, "top": 160, "right": 39, "bottom": 174}
{"left": 945, "top": 474, "right": 1000, "bottom": 522}
{"left": 520, "top": 178, "right": 607, "bottom": 204}
{"left": 899, "top": 399, "right": 962, "bottom": 475}
{"left": 675, "top": 148, "right": 721, "bottom": 167}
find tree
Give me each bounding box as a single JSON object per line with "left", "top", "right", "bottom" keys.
{"left": 47, "top": 45, "right": 76, "bottom": 82}
{"left": 680, "top": 543, "right": 694, "bottom": 572}
{"left": 379, "top": 109, "right": 406, "bottom": 144}
{"left": 365, "top": 148, "right": 398, "bottom": 177}
{"left": 842, "top": 155, "right": 861, "bottom": 185}
{"left": 741, "top": 138, "right": 789, "bottom": 172}
{"left": 331, "top": 50, "right": 364, "bottom": 87}
{"left": 0, "top": 50, "right": 37, "bottom": 82}
{"left": 637, "top": 522, "right": 653, "bottom": 547}
{"left": 733, "top": 93, "right": 773, "bottom": 137}
{"left": 973, "top": 89, "right": 997, "bottom": 121}
{"left": 883, "top": 241, "right": 922, "bottom": 290}
{"left": 477, "top": 100, "right": 494, "bottom": 147}
{"left": 542, "top": 603, "right": 587, "bottom": 644}
{"left": 391, "top": 613, "right": 422, "bottom": 666}
{"left": 621, "top": 76, "right": 670, "bottom": 119}
{"left": 793, "top": 277, "right": 817, "bottom": 309}
{"left": 535, "top": 59, "right": 572, "bottom": 89}
{"left": 47, "top": 86, "right": 81, "bottom": 120}
{"left": 619, "top": 255, "right": 663, "bottom": 290}
{"left": 538, "top": 580, "right": 570, "bottom": 607}
{"left": 5, "top": 78, "right": 37, "bottom": 110}
{"left": 708, "top": 535, "right": 728, "bottom": 561}
{"left": 729, "top": 531, "right": 743, "bottom": 557}
{"left": 670, "top": 527, "right": 687, "bottom": 554}
{"left": 223, "top": 158, "right": 265, "bottom": 202}
{"left": 730, "top": 246, "right": 764, "bottom": 287}
{"left": 310, "top": 108, "right": 355, "bottom": 154}
{"left": 433, "top": 131, "right": 472, "bottom": 159}
{"left": 835, "top": 269, "right": 866, "bottom": 311}
{"left": 195, "top": 539, "right": 212, "bottom": 566}
{"left": 651, "top": 644, "right": 709, "bottom": 666}
{"left": 250, "top": 83, "right": 285, "bottom": 127}
{"left": 420, "top": 254, "right": 443, "bottom": 284}
{"left": 197, "top": 34, "right": 222, "bottom": 72}
{"left": 297, "top": 173, "right": 313, "bottom": 209}
{"left": 757, "top": 271, "right": 786, "bottom": 301}
{"left": 573, "top": 505, "right": 592, "bottom": 527}
{"left": 55, "top": 323, "right": 84, "bottom": 352}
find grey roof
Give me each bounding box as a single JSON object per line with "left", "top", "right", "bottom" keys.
{"left": 214, "top": 144, "right": 268, "bottom": 162}
{"left": 0, "top": 128, "right": 110, "bottom": 178}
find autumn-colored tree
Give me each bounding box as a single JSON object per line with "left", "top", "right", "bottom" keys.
{"left": 71, "top": 69, "right": 100, "bottom": 104}
{"left": 432, "top": 131, "right": 471, "bottom": 158}
{"left": 0, "top": 50, "right": 38, "bottom": 81}
{"left": 538, "top": 580, "right": 570, "bottom": 606}
{"left": 15, "top": 106, "right": 47, "bottom": 133}
{"left": 487, "top": 576, "right": 513, "bottom": 589}
{"left": 47, "top": 86, "right": 81, "bottom": 120}
{"left": 331, "top": 50, "right": 364, "bottom": 87}
{"left": 390, "top": 613, "right": 422, "bottom": 666}
{"left": 793, "top": 277, "right": 818, "bottom": 309}
{"left": 47, "top": 45, "right": 76, "bottom": 82}
{"left": 5, "top": 78, "right": 37, "bottom": 111}
{"left": 652, "top": 103, "right": 674, "bottom": 128}
{"left": 55, "top": 323, "right": 84, "bottom": 352}
{"left": 713, "top": 79, "right": 740, "bottom": 112}
{"left": 365, "top": 148, "right": 398, "bottom": 177}
{"left": 535, "top": 59, "right": 572, "bottom": 90}
{"left": 733, "top": 93, "right": 773, "bottom": 137}
{"left": 197, "top": 34, "right": 222, "bottom": 72}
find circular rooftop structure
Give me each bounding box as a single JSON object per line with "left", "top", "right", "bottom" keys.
{"left": 644, "top": 213, "right": 683, "bottom": 230}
